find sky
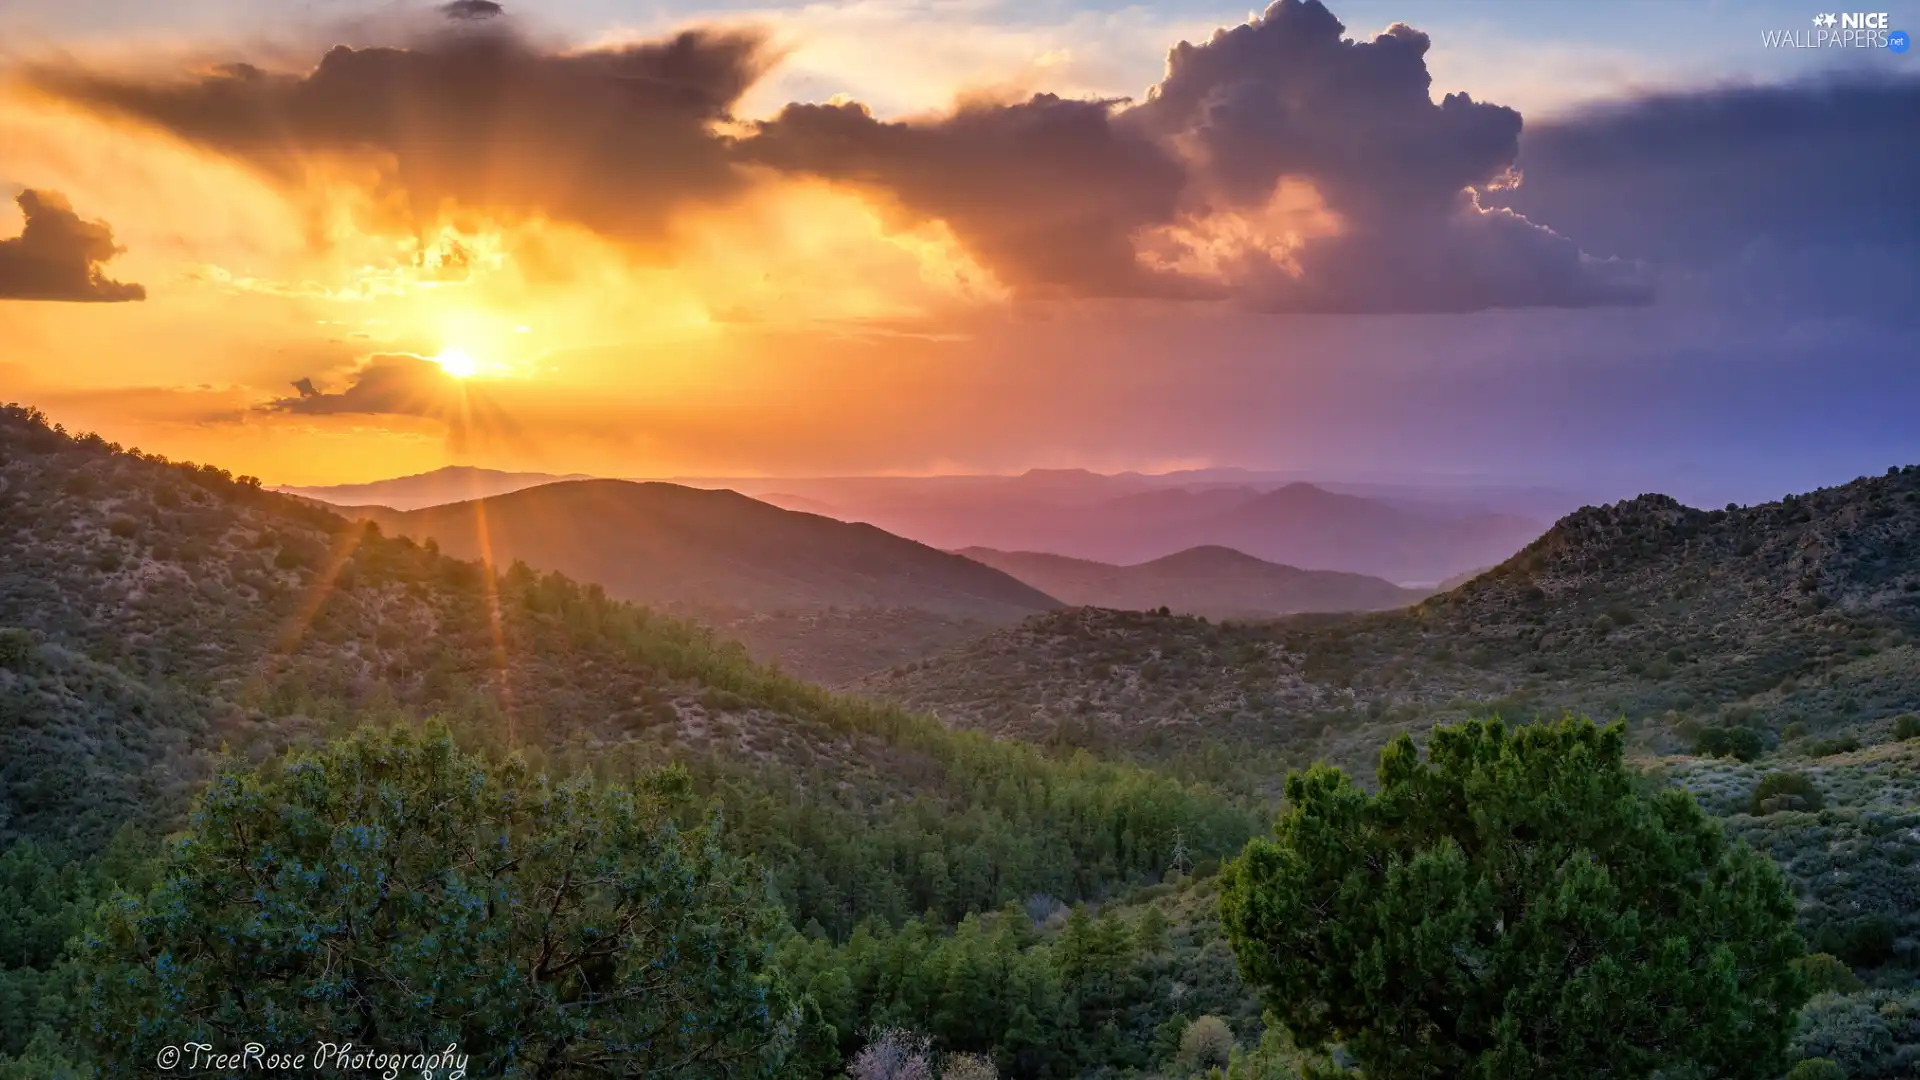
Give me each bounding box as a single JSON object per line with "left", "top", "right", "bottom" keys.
{"left": 0, "top": 0, "right": 1914, "bottom": 504}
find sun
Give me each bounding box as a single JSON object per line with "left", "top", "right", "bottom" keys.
{"left": 433, "top": 347, "right": 479, "bottom": 379}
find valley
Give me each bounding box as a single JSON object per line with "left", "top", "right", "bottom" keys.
{"left": 3, "top": 405, "right": 1916, "bottom": 1079}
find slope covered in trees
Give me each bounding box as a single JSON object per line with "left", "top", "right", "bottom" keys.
{"left": 0, "top": 403, "right": 1254, "bottom": 939}
{"left": 866, "top": 471, "right": 1920, "bottom": 771}
{"left": 4, "top": 401, "right": 1917, "bottom": 1079}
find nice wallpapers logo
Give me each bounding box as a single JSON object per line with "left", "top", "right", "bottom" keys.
{"left": 1763, "top": 11, "right": 1909, "bottom": 48}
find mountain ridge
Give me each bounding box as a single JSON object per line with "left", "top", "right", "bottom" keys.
{"left": 343, "top": 479, "right": 1062, "bottom": 621}
{"left": 862, "top": 467, "right": 1920, "bottom": 773}
{"left": 955, "top": 544, "right": 1427, "bottom": 620}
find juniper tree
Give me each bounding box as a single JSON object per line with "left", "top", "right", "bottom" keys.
{"left": 79, "top": 723, "right": 823, "bottom": 1078}
{"left": 1219, "top": 717, "right": 1808, "bottom": 1080}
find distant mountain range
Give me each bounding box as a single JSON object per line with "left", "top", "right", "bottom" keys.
{"left": 286, "top": 466, "right": 1565, "bottom": 585}
{"left": 342, "top": 480, "right": 1061, "bottom": 622}
{"left": 863, "top": 464, "right": 1920, "bottom": 778}
{"left": 819, "top": 481, "right": 1541, "bottom": 585}
{"left": 957, "top": 545, "right": 1427, "bottom": 620}
{"left": 278, "top": 466, "right": 593, "bottom": 510}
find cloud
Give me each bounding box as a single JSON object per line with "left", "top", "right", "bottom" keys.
{"left": 746, "top": 94, "right": 1203, "bottom": 299}
{"left": 441, "top": 0, "right": 504, "bottom": 20}
{"left": 1493, "top": 73, "right": 1920, "bottom": 264}
{"left": 0, "top": 189, "right": 146, "bottom": 302}
{"left": 32, "top": 21, "right": 774, "bottom": 248}
{"left": 263, "top": 354, "right": 460, "bottom": 418}
{"left": 24, "top": 0, "right": 1657, "bottom": 312}
{"left": 260, "top": 353, "right": 521, "bottom": 452}
{"left": 1487, "top": 73, "right": 1920, "bottom": 315}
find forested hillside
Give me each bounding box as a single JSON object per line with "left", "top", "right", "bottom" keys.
{"left": 3, "top": 402, "right": 1917, "bottom": 1078}
{"left": 868, "top": 474, "right": 1920, "bottom": 771}
{"left": 0, "top": 402, "right": 1260, "bottom": 947}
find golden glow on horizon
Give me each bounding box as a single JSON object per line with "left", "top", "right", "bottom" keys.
{"left": 0, "top": 80, "right": 1020, "bottom": 483}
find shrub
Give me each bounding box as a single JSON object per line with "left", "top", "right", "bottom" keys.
{"left": 849, "top": 1030, "right": 934, "bottom": 1080}
{"left": 1804, "top": 735, "right": 1861, "bottom": 758}
{"left": 1751, "top": 771, "right": 1825, "bottom": 815}
{"left": 1792, "top": 954, "right": 1864, "bottom": 996}
{"left": 1792, "top": 994, "right": 1898, "bottom": 1079}
{"left": 1695, "top": 725, "right": 1764, "bottom": 762}
{"left": 1178, "top": 1016, "right": 1235, "bottom": 1073}
{"left": 1893, "top": 714, "right": 1920, "bottom": 741}
{"left": 1811, "top": 914, "right": 1899, "bottom": 969}
{"left": 0, "top": 628, "right": 32, "bottom": 669}
{"left": 1784, "top": 1059, "right": 1846, "bottom": 1080}
{"left": 939, "top": 1052, "right": 998, "bottom": 1080}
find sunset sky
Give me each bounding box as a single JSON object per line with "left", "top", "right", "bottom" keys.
{"left": 1, "top": 0, "right": 1913, "bottom": 502}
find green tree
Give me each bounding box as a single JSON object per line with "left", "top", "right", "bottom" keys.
{"left": 1750, "top": 771, "right": 1824, "bottom": 815}
{"left": 1219, "top": 717, "right": 1808, "bottom": 1080}
{"left": 1784, "top": 1060, "right": 1846, "bottom": 1080}
{"left": 79, "top": 724, "right": 820, "bottom": 1077}
{"left": 1177, "top": 1015, "right": 1235, "bottom": 1073}
{"left": 1791, "top": 953, "right": 1863, "bottom": 996}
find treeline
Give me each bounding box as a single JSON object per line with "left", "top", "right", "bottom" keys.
{"left": 0, "top": 727, "right": 1263, "bottom": 1078}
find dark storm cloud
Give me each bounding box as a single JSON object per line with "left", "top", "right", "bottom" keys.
{"left": 746, "top": 95, "right": 1208, "bottom": 300}
{"left": 0, "top": 189, "right": 146, "bottom": 302}
{"left": 440, "top": 0, "right": 504, "bottom": 20}
{"left": 1491, "top": 74, "right": 1920, "bottom": 264}
{"left": 751, "top": 0, "right": 1645, "bottom": 310}
{"left": 33, "top": 23, "right": 773, "bottom": 246}
{"left": 1118, "top": 0, "right": 1648, "bottom": 311}
{"left": 1486, "top": 73, "right": 1920, "bottom": 314}
{"left": 1132, "top": 5, "right": 1516, "bottom": 216}
{"left": 29, "top": 0, "right": 1666, "bottom": 312}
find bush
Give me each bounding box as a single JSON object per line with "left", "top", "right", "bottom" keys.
{"left": 939, "top": 1052, "right": 998, "bottom": 1080}
{"left": 1893, "top": 714, "right": 1920, "bottom": 741}
{"left": 0, "top": 628, "right": 32, "bottom": 669}
{"left": 1751, "top": 771, "right": 1825, "bottom": 815}
{"left": 1178, "top": 1016, "right": 1235, "bottom": 1073}
{"left": 848, "top": 1030, "right": 934, "bottom": 1080}
{"left": 1784, "top": 1059, "right": 1847, "bottom": 1080}
{"left": 1804, "top": 735, "right": 1861, "bottom": 758}
{"left": 1811, "top": 914, "right": 1899, "bottom": 969}
{"left": 1792, "top": 954, "right": 1864, "bottom": 996}
{"left": 1792, "top": 994, "right": 1899, "bottom": 1080}
{"left": 1695, "top": 725, "right": 1765, "bottom": 762}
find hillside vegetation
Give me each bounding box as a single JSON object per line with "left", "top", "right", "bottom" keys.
{"left": 5, "top": 401, "right": 1917, "bottom": 1078}
{"left": 867, "top": 475, "right": 1920, "bottom": 772}
{"left": 0, "top": 403, "right": 1252, "bottom": 942}
{"left": 862, "top": 469, "right": 1920, "bottom": 1074}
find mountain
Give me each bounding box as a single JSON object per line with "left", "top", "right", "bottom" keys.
{"left": 956, "top": 545, "right": 1427, "bottom": 620}
{"left": 344, "top": 480, "right": 1060, "bottom": 621}
{"left": 277, "top": 465, "right": 594, "bottom": 510}
{"left": 1128, "top": 482, "right": 1542, "bottom": 585}
{"left": 283, "top": 466, "right": 1557, "bottom": 584}
{"left": 0, "top": 403, "right": 1250, "bottom": 934}
{"left": 863, "top": 469, "right": 1920, "bottom": 774}
{"left": 745, "top": 481, "right": 1544, "bottom": 585}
